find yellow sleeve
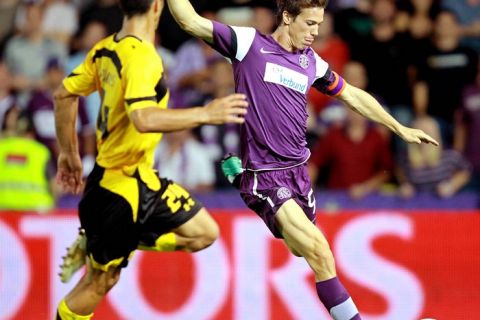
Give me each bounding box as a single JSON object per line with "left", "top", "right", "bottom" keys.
{"left": 124, "top": 49, "right": 167, "bottom": 113}
{"left": 63, "top": 48, "right": 97, "bottom": 96}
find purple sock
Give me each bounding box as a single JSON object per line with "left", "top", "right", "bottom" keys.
{"left": 316, "top": 277, "right": 361, "bottom": 320}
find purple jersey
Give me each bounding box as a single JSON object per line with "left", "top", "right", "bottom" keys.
{"left": 211, "top": 21, "right": 345, "bottom": 171}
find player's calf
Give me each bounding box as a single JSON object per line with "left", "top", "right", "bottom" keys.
{"left": 181, "top": 222, "right": 219, "bottom": 252}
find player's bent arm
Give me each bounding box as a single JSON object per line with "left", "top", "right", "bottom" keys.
{"left": 166, "top": 0, "right": 214, "bottom": 42}
{"left": 130, "top": 94, "right": 248, "bottom": 133}
{"left": 53, "top": 84, "right": 80, "bottom": 153}
{"left": 336, "top": 83, "right": 439, "bottom": 145}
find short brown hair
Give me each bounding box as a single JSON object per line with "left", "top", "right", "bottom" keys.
{"left": 119, "top": 0, "right": 154, "bottom": 18}
{"left": 276, "top": 0, "right": 328, "bottom": 23}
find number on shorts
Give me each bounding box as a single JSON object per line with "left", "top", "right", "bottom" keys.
{"left": 161, "top": 183, "right": 195, "bottom": 214}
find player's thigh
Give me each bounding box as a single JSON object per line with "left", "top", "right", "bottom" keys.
{"left": 275, "top": 199, "right": 330, "bottom": 256}
{"left": 79, "top": 182, "right": 138, "bottom": 270}
{"left": 172, "top": 207, "right": 219, "bottom": 240}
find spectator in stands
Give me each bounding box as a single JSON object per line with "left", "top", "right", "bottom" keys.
{"left": 0, "top": 115, "right": 56, "bottom": 212}
{"left": 4, "top": 0, "right": 67, "bottom": 107}
{"left": 70, "top": 0, "right": 93, "bottom": 10}
{"left": 169, "top": 11, "right": 222, "bottom": 107}
{"left": 360, "top": 0, "right": 413, "bottom": 115}
{"left": 308, "top": 107, "right": 393, "bottom": 199}
{"left": 442, "top": 0, "right": 480, "bottom": 54}
{"left": 252, "top": 5, "right": 276, "bottom": 34}
{"left": 170, "top": 40, "right": 218, "bottom": 107}
{"left": 155, "top": 129, "right": 216, "bottom": 193}
{"left": 395, "top": 0, "right": 440, "bottom": 70}
{"left": 454, "top": 62, "right": 480, "bottom": 189}
{"left": 0, "top": 0, "right": 20, "bottom": 52}
{"left": 42, "top": 0, "right": 79, "bottom": 46}
{"left": 308, "top": 61, "right": 393, "bottom": 200}
{"left": 0, "top": 61, "right": 19, "bottom": 134}
{"left": 333, "top": 0, "right": 373, "bottom": 59}
{"left": 413, "top": 10, "right": 478, "bottom": 145}
{"left": 26, "top": 58, "right": 95, "bottom": 175}
{"left": 67, "top": 20, "right": 107, "bottom": 123}
{"left": 395, "top": 0, "right": 440, "bottom": 41}
{"left": 397, "top": 116, "right": 471, "bottom": 198}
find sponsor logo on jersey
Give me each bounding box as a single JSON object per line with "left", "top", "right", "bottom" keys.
{"left": 263, "top": 62, "right": 308, "bottom": 94}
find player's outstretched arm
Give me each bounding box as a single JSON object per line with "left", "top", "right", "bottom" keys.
{"left": 53, "top": 84, "right": 84, "bottom": 194}
{"left": 130, "top": 93, "right": 248, "bottom": 133}
{"left": 337, "top": 83, "right": 439, "bottom": 146}
{"left": 166, "top": 0, "right": 214, "bottom": 42}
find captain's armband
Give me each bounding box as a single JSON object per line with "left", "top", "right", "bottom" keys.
{"left": 312, "top": 68, "right": 346, "bottom": 97}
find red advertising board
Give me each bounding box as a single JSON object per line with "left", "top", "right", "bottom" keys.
{"left": 0, "top": 210, "right": 479, "bottom": 320}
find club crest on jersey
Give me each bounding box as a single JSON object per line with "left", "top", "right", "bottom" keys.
{"left": 277, "top": 187, "right": 292, "bottom": 200}
{"left": 299, "top": 54, "right": 309, "bottom": 69}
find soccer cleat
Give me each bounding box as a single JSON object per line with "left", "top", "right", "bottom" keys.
{"left": 221, "top": 154, "right": 243, "bottom": 188}
{"left": 59, "top": 228, "right": 87, "bottom": 283}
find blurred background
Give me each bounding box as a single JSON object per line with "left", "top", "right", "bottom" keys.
{"left": 0, "top": 0, "right": 479, "bottom": 319}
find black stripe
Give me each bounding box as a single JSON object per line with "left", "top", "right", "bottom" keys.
{"left": 125, "top": 96, "right": 157, "bottom": 105}
{"left": 114, "top": 33, "right": 143, "bottom": 43}
{"left": 67, "top": 72, "right": 79, "bottom": 78}
{"left": 93, "top": 48, "right": 122, "bottom": 78}
{"left": 227, "top": 25, "right": 238, "bottom": 58}
{"left": 56, "top": 311, "right": 62, "bottom": 320}
{"left": 154, "top": 77, "right": 168, "bottom": 103}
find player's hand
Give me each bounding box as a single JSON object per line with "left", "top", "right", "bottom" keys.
{"left": 397, "top": 125, "right": 439, "bottom": 146}
{"left": 204, "top": 93, "right": 248, "bottom": 124}
{"left": 56, "top": 151, "right": 84, "bottom": 195}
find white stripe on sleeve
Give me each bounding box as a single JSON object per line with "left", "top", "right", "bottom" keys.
{"left": 231, "top": 26, "right": 256, "bottom": 62}
{"left": 313, "top": 51, "right": 329, "bottom": 81}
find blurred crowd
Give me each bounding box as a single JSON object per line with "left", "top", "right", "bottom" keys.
{"left": 0, "top": 0, "right": 479, "bottom": 212}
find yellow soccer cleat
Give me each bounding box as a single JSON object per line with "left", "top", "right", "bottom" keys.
{"left": 59, "top": 228, "right": 87, "bottom": 283}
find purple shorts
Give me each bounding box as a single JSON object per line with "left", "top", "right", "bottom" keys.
{"left": 239, "top": 164, "right": 316, "bottom": 238}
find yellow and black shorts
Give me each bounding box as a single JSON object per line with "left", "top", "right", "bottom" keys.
{"left": 78, "top": 164, "right": 202, "bottom": 271}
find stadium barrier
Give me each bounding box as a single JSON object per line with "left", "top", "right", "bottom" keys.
{"left": 0, "top": 209, "right": 479, "bottom": 320}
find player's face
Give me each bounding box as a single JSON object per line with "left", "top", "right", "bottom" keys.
{"left": 287, "top": 7, "right": 324, "bottom": 50}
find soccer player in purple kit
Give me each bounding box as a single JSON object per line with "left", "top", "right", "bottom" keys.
{"left": 167, "top": 0, "right": 438, "bottom": 319}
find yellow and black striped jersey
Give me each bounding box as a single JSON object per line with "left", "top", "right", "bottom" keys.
{"left": 63, "top": 34, "right": 168, "bottom": 176}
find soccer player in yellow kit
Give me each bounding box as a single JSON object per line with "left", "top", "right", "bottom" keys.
{"left": 53, "top": 0, "right": 248, "bottom": 319}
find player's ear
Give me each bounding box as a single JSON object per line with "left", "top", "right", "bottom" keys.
{"left": 282, "top": 10, "right": 291, "bottom": 25}
{"left": 153, "top": 0, "right": 161, "bottom": 14}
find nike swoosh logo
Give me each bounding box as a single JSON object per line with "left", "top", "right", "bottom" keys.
{"left": 260, "top": 47, "right": 276, "bottom": 54}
